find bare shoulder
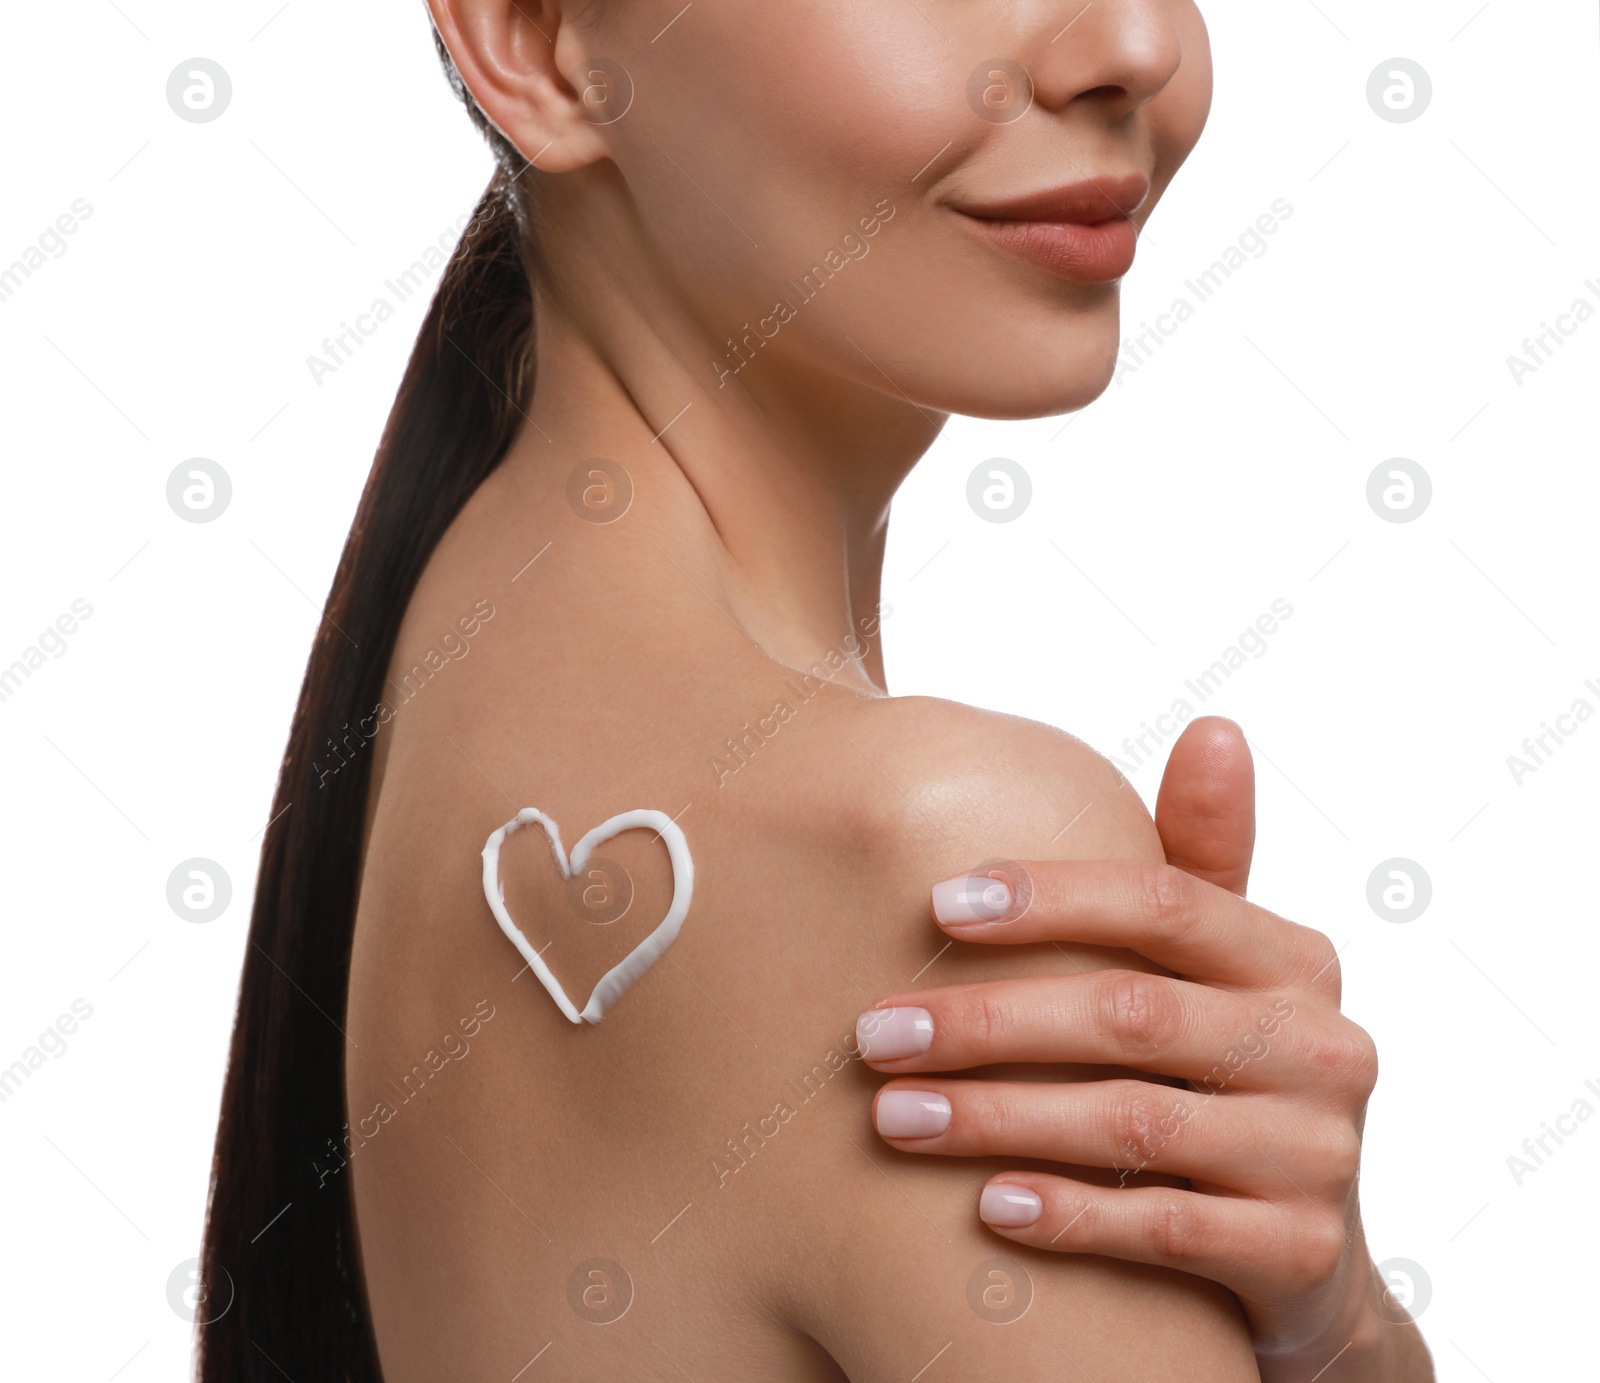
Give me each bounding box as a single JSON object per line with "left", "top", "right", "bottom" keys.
{"left": 711, "top": 693, "right": 1260, "bottom": 1379}
{"left": 797, "top": 690, "right": 1166, "bottom": 873}
{"left": 347, "top": 605, "right": 1252, "bottom": 1378}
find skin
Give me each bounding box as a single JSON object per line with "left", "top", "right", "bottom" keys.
{"left": 343, "top": 0, "right": 1432, "bottom": 1377}
{"left": 865, "top": 721, "right": 1435, "bottom": 1380}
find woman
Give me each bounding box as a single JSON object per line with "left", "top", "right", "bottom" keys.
{"left": 200, "top": 0, "right": 1433, "bottom": 1378}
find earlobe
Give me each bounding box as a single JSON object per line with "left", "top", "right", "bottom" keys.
{"left": 427, "top": 0, "right": 614, "bottom": 173}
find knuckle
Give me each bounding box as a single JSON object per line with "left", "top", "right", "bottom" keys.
{"left": 947, "top": 986, "right": 1024, "bottom": 1056}
{"left": 966, "top": 1084, "right": 1023, "bottom": 1145}
{"left": 1139, "top": 862, "right": 1200, "bottom": 941}
{"left": 1109, "top": 1084, "right": 1167, "bottom": 1166}
{"left": 1303, "top": 929, "right": 1343, "bottom": 995}
{"left": 1292, "top": 920, "right": 1337, "bottom": 972}
{"left": 961, "top": 984, "right": 1010, "bottom": 1055}
{"left": 1320, "top": 1122, "right": 1364, "bottom": 1190}
{"left": 1152, "top": 1195, "right": 1210, "bottom": 1265}
{"left": 1322, "top": 956, "right": 1344, "bottom": 1001}
{"left": 1281, "top": 1216, "right": 1348, "bottom": 1294}
{"left": 1109, "top": 1082, "right": 1193, "bottom": 1171}
{"left": 1348, "top": 1025, "right": 1381, "bottom": 1093}
{"left": 1046, "top": 1189, "right": 1096, "bottom": 1244}
{"left": 1312, "top": 1022, "right": 1380, "bottom": 1095}
{"left": 1100, "top": 971, "right": 1183, "bottom": 1053}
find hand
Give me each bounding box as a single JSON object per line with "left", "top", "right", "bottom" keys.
{"left": 856, "top": 719, "right": 1433, "bottom": 1381}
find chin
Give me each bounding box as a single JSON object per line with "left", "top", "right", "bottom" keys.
{"left": 985, "top": 370, "right": 1116, "bottom": 421}
{"left": 922, "top": 342, "right": 1121, "bottom": 422}
{"left": 909, "top": 290, "right": 1125, "bottom": 419}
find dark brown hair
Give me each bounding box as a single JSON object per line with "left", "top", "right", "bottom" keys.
{"left": 197, "top": 32, "right": 534, "bottom": 1379}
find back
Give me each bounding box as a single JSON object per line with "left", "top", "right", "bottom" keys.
{"left": 346, "top": 455, "right": 1258, "bottom": 1380}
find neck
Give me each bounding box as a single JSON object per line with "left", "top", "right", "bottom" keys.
{"left": 499, "top": 175, "right": 948, "bottom": 693}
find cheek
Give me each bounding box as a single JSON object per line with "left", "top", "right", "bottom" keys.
{"left": 607, "top": 1, "right": 963, "bottom": 304}
{"left": 1154, "top": 9, "right": 1213, "bottom": 166}
{"left": 596, "top": 0, "right": 1213, "bottom": 417}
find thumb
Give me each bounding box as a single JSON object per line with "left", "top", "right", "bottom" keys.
{"left": 1153, "top": 716, "right": 1256, "bottom": 897}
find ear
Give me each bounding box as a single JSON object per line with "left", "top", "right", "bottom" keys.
{"left": 427, "top": 0, "right": 617, "bottom": 173}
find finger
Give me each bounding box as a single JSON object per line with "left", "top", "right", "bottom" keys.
{"left": 977, "top": 1173, "right": 1347, "bottom": 1299}
{"left": 930, "top": 857, "right": 1337, "bottom": 993}
{"left": 973, "top": 1173, "right": 1347, "bottom": 1302}
{"left": 856, "top": 974, "right": 1360, "bottom": 1094}
{"left": 869, "top": 1077, "right": 1352, "bottom": 1196}
{"left": 1155, "top": 716, "right": 1255, "bottom": 897}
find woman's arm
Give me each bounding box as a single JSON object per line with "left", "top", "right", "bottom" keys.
{"left": 858, "top": 720, "right": 1435, "bottom": 1382}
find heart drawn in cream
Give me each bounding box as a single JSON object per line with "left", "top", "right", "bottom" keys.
{"left": 481, "top": 807, "right": 694, "bottom": 1025}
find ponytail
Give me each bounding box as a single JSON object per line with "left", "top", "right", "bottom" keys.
{"left": 197, "top": 137, "right": 537, "bottom": 1379}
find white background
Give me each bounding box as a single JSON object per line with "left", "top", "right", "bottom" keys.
{"left": 1, "top": 1, "right": 1594, "bottom": 1378}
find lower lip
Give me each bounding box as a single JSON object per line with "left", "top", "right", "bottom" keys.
{"left": 961, "top": 214, "right": 1138, "bottom": 283}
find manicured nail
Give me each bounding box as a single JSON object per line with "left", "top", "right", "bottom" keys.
{"left": 979, "top": 1183, "right": 1042, "bottom": 1228}
{"left": 856, "top": 1006, "right": 934, "bottom": 1061}
{"left": 874, "top": 1090, "right": 951, "bottom": 1139}
{"left": 932, "top": 875, "right": 1013, "bottom": 925}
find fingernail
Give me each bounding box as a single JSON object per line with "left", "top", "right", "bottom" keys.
{"left": 932, "top": 875, "right": 1013, "bottom": 925}
{"left": 874, "top": 1090, "right": 951, "bottom": 1139}
{"left": 855, "top": 1006, "right": 934, "bottom": 1061}
{"left": 979, "top": 1183, "right": 1042, "bottom": 1228}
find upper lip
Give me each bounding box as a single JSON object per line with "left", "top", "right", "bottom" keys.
{"left": 956, "top": 173, "right": 1152, "bottom": 225}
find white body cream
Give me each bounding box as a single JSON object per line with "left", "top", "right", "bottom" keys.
{"left": 481, "top": 807, "right": 694, "bottom": 1024}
